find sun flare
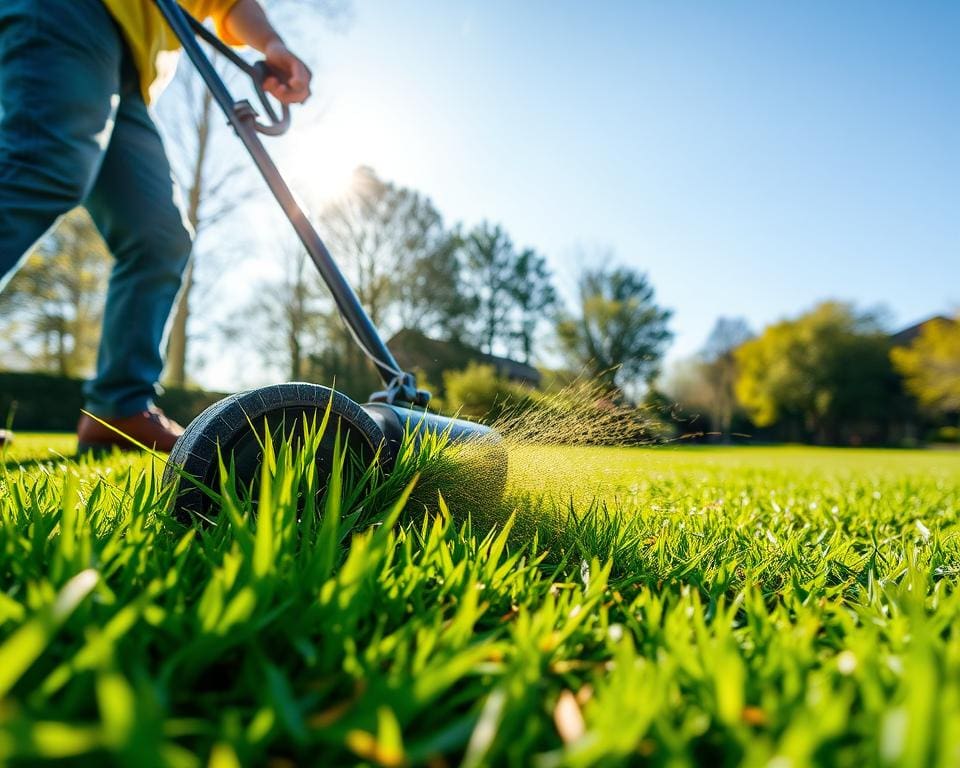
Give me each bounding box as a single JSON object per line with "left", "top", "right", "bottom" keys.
{"left": 288, "top": 144, "right": 357, "bottom": 209}
{"left": 281, "top": 113, "right": 376, "bottom": 210}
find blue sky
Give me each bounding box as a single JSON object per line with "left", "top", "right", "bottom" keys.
{"left": 248, "top": 0, "right": 958, "bottom": 379}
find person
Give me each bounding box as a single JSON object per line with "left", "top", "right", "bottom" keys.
{"left": 0, "top": 0, "right": 311, "bottom": 452}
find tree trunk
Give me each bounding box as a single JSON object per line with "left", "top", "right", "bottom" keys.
{"left": 57, "top": 321, "right": 69, "bottom": 377}
{"left": 289, "top": 327, "right": 302, "bottom": 381}
{"left": 288, "top": 280, "right": 303, "bottom": 380}
{"left": 164, "top": 87, "right": 212, "bottom": 387}
{"left": 485, "top": 294, "right": 496, "bottom": 355}
{"left": 165, "top": 259, "right": 194, "bottom": 387}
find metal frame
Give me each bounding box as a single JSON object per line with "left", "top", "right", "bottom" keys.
{"left": 152, "top": 0, "right": 428, "bottom": 406}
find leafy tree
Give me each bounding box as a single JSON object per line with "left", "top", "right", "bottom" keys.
{"left": 508, "top": 248, "right": 557, "bottom": 364}
{"left": 461, "top": 223, "right": 518, "bottom": 355}
{"left": 556, "top": 265, "right": 672, "bottom": 394}
{"left": 735, "top": 302, "right": 901, "bottom": 443}
{"left": 891, "top": 316, "right": 960, "bottom": 417}
{"left": 0, "top": 209, "right": 110, "bottom": 377}
{"left": 458, "top": 224, "right": 558, "bottom": 361}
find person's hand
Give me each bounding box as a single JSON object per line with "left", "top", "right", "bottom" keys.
{"left": 262, "top": 38, "right": 311, "bottom": 104}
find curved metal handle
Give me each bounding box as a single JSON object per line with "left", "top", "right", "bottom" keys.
{"left": 176, "top": 5, "right": 292, "bottom": 137}
{"left": 251, "top": 61, "right": 292, "bottom": 136}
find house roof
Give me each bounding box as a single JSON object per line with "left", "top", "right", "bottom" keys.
{"left": 485, "top": 354, "right": 541, "bottom": 383}
{"left": 891, "top": 315, "right": 954, "bottom": 347}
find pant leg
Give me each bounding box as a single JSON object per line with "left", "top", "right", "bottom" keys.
{"left": 0, "top": 0, "right": 121, "bottom": 286}
{"left": 83, "top": 75, "right": 193, "bottom": 418}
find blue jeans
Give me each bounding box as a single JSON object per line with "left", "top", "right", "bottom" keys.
{"left": 0, "top": 0, "right": 192, "bottom": 418}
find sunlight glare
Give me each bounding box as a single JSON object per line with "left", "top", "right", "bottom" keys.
{"left": 283, "top": 117, "right": 372, "bottom": 211}
{"left": 293, "top": 144, "right": 356, "bottom": 209}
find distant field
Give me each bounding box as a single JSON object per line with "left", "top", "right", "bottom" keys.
{"left": 1, "top": 436, "right": 960, "bottom": 765}
{"left": 2, "top": 431, "right": 79, "bottom": 462}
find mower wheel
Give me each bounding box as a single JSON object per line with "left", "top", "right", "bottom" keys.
{"left": 163, "top": 383, "right": 388, "bottom": 520}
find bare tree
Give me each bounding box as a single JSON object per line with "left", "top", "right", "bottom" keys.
{"left": 229, "top": 167, "right": 471, "bottom": 399}
{"left": 222, "top": 240, "right": 328, "bottom": 381}
{"left": 700, "top": 317, "right": 752, "bottom": 439}
{"left": 159, "top": 54, "right": 261, "bottom": 387}
{"left": 160, "top": 0, "right": 350, "bottom": 387}
{"left": 316, "top": 168, "right": 406, "bottom": 328}
{"left": 318, "top": 166, "right": 466, "bottom": 336}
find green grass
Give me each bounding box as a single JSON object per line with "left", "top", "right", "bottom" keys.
{"left": 2, "top": 432, "right": 960, "bottom": 766}
{"left": 2, "top": 432, "right": 80, "bottom": 464}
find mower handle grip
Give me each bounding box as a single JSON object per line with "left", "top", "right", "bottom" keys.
{"left": 175, "top": 5, "right": 291, "bottom": 136}
{"left": 250, "top": 61, "right": 292, "bottom": 136}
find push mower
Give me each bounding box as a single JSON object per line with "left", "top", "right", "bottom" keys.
{"left": 155, "top": 0, "right": 505, "bottom": 515}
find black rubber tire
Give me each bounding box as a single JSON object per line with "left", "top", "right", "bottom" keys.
{"left": 163, "top": 383, "right": 388, "bottom": 520}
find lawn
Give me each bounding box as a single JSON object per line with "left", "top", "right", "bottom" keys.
{"left": 1, "top": 433, "right": 960, "bottom": 766}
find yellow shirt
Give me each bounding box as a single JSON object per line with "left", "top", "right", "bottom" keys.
{"left": 100, "top": 0, "right": 242, "bottom": 104}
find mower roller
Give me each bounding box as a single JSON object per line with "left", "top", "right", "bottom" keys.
{"left": 155, "top": 0, "right": 505, "bottom": 516}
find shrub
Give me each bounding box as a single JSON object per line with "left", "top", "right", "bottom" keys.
{"left": 442, "top": 363, "right": 536, "bottom": 421}
{"left": 934, "top": 425, "right": 960, "bottom": 444}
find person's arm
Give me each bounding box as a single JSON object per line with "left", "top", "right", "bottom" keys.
{"left": 221, "top": 0, "right": 312, "bottom": 105}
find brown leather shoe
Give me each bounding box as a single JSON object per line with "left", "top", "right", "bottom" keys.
{"left": 77, "top": 406, "right": 184, "bottom": 453}
{"left": 0, "top": 429, "right": 12, "bottom": 448}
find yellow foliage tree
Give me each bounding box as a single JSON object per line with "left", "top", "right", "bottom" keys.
{"left": 891, "top": 316, "right": 960, "bottom": 415}
{"left": 734, "top": 302, "right": 897, "bottom": 443}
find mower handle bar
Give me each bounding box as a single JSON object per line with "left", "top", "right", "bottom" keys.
{"left": 154, "top": 0, "right": 425, "bottom": 405}
{"left": 181, "top": 6, "right": 291, "bottom": 136}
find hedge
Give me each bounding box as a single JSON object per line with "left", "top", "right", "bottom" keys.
{"left": 0, "top": 372, "right": 229, "bottom": 432}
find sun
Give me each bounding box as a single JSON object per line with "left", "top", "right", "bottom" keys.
{"left": 280, "top": 117, "right": 368, "bottom": 211}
